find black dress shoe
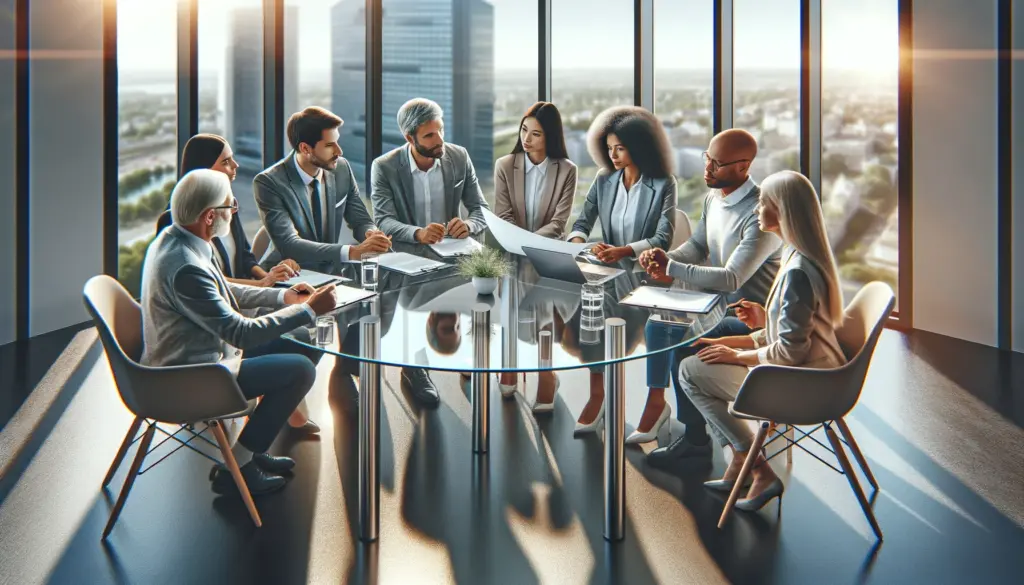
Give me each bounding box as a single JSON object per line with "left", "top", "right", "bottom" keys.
{"left": 401, "top": 367, "right": 440, "bottom": 407}
{"left": 210, "top": 460, "right": 287, "bottom": 496}
{"left": 251, "top": 452, "right": 296, "bottom": 474}
{"left": 646, "top": 435, "right": 713, "bottom": 468}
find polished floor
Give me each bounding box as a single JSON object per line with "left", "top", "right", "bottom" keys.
{"left": 0, "top": 326, "right": 1022, "bottom": 585}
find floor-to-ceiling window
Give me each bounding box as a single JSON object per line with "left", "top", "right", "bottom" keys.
{"left": 380, "top": 0, "right": 496, "bottom": 201}
{"left": 822, "top": 0, "right": 899, "bottom": 304}
{"left": 733, "top": 0, "right": 801, "bottom": 179}
{"left": 551, "top": 0, "right": 634, "bottom": 228}
{"left": 654, "top": 0, "right": 714, "bottom": 224}
{"left": 198, "top": 0, "right": 265, "bottom": 237}
{"left": 116, "top": 0, "right": 178, "bottom": 297}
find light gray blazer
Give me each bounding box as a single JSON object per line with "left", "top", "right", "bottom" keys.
{"left": 751, "top": 248, "right": 846, "bottom": 369}
{"left": 370, "top": 143, "right": 490, "bottom": 244}
{"left": 139, "top": 225, "right": 313, "bottom": 369}
{"left": 568, "top": 169, "right": 676, "bottom": 250}
{"left": 253, "top": 152, "right": 376, "bottom": 272}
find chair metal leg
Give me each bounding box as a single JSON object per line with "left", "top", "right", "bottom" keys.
{"left": 102, "top": 423, "right": 156, "bottom": 539}
{"left": 210, "top": 420, "right": 262, "bottom": 528}
{"left": 835, "top": 417, "right": 878, "bottom": 491}
{"left": 103, "top": 416, "right": 144, "bottom": 488}
{"left": 825, "top": 423, "right": 883, "bottom": 541}
{"left": 718, "top": 421, "right": 770, "bottom": 529}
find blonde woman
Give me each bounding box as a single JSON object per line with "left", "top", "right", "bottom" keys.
{"left": 678, "top": 170, "right": 846, "bottom": 510}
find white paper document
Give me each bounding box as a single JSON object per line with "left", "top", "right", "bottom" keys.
{"left": 331, "top": 284, "right": 377, "bottom": 309}
{"left": 483, "top": 208, "right": 591, "bottom": 257}
{"left": 377, "top": 252, "right": 452, "bottom": 275}
{"left": 619, "top": 286, "right": 721, "bottom": 314}
{"left": 275, "top": 269, "right": 349, "bottom": 288}
{"left": 430, "top": 237, "right": 483, "bottom": 258}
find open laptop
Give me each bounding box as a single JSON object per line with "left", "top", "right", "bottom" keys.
{"left": 522, "top": 246, "right": 624, "bottom": 285}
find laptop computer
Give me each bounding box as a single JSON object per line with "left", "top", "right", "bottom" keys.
{"left": 522, "top": 246, "right": 624, "bottom": 285}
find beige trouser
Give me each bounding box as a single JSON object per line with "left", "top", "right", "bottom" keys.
{"left": 677, "top": 355, "right": 755, "bottom": 452}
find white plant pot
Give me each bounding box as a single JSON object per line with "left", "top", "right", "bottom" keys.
{"left": 472, "top": 276, "right": 499, "bottom": 296}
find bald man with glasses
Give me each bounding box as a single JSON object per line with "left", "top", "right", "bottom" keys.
{"left": 632, "top": 129, "right": 783, "bottom": 466}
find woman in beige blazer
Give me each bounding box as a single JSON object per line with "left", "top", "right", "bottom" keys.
{"left": 494, "top": 102, "right": 578, "bottom": 239}
{"left": 493, "top": 101, "right": 577, "bottom": 407}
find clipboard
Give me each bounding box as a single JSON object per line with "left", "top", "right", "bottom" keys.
{"left": 619, "top": 286, "right": 721, "bottom": 314}
{"left": 377, "top": 252, "right": 453, "bottom": 276}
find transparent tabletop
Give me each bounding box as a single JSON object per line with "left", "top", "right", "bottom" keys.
{"left": 282, "top": 243, "right": 727, "bottom": 373}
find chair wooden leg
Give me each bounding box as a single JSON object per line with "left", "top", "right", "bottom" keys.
{"left": 785, "top": 425, "right": 794, "bottom": 466}
{"left": 210, "top": 420, "right": 262, "bottom": 528}
{"left": 835, "top": 417, "right": 878, "bottom": 491}
{"left": 102, "top": 423, "right": 156, "bottom": 539}
{"left": 825, "top": 423, "right": 883, "bottom": 541}
{"left": 718, "top": 421, "right": 770, "bottom": 529}
{"left": 102, "top": 416, "right": 144, "bottom": 488}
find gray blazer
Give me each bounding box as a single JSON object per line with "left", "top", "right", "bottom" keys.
{"left": 139, "top": 225, "right": 313, "bottom": 369}
{"left": 253, "top": 152, "right": 376, "bottom": 272}
{"left": 370, "top": 143, "right": 489, "bottom": 244}
{"left": 493, "top": 153, "right": 577, "bottom": 239}
{"left": 751, "top": 248, "right": 846, "bottom": 369}
{"left": 568, "top": 169, "right": 675, "bottom": 250}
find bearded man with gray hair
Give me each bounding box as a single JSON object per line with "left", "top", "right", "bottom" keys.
{"left": 140, "top": 168, "right": 337, "bottom": 496}
{"left": 369, "top": 97, "right": 491, "bottom": 407}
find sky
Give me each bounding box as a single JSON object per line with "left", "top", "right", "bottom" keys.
{"left": 116, "top": 0, "right": 899, "bottom": 75}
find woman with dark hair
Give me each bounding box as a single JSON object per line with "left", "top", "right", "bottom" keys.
{"left": 155, "top": 133, "right": 298, "bottom": 287}
{"left": 494, "top": 102, "right": 578, "bottom": 238}
{"left": 566, "top": 106, "right": 677, "bottom": 434}
{"left": 492, "top": 102, "right": 578, "bottom": 407}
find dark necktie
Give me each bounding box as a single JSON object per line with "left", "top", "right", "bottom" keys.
{"left": 310, "top": 178, "right": 324, "bottom": 242}
{"left": 211, "top": 237, "right": 233, "bottom": 278}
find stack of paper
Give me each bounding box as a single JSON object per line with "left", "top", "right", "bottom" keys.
{"left": 274, "top": 269, "right": 349, "bottom": 288}
{"left": 619, "top": 286, "right": 721, "bottom": 314}
{"left": 430, "top": 237, "right": 483, "bottom": 258}
{"left": 377, "top": 252, "right": 452, "bottom": 275}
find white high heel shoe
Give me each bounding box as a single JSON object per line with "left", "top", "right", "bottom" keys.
{"left": 531, "top": 374, "right": 560, "bottom": 414}
{"left": 624, "top": 402, "right": 671, "bottom": 445}
{"left": 574, "top": 402, "right": 605, "bottom": 436}
{"left": 498, "top": 372, "right": 522, "bottom": 399}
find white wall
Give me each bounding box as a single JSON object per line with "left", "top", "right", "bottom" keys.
{"left": 1013, "top": 0, "right": 1024, "bottom": 353}
{"left": 0, "top": 0, "right": 16, "bottom": 345}
{"left": 28, "top": 0, "right": 105, "bottom": 337}
{"left": 912, "top": 0, "right": 1000, "bottom": 347}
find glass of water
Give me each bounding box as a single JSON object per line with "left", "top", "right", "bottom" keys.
{"left": 316, "top": 315, "right": 335, "bottom": 346}
{"left": 581, "top": 282, "right": 604, "bottom": 312}
{"left": 361, "top": 252, "right": 381, "bottom": 291}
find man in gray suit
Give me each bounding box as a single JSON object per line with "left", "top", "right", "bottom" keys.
{"left": 141, "top": 169, "right": 337, "bottom": 496}
{"left": 254, "top": 106, "right": 391, "bottom": 274}
{"left": 369, "top": 97, "right": 491, "bottom": 406}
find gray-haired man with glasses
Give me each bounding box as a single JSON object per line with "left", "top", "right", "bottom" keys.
{"left": 634, "top": 129, "right": 783, "bottom": 467}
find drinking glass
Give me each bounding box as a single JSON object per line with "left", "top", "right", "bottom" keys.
{"left": 316, "top": 315, "right": 335, "bottom": 346}
{"left": 361, "top": 252, "right": 380, "bottom": 291}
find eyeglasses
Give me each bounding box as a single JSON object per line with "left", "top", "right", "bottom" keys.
{"left": 212, "top": 198, "right": 238, "bottom": 213}
{"left": 702, "top": 151, "right": 751, "bottom": 173}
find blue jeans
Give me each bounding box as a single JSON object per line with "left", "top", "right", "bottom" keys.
{"left": 235, "top": 337, "right": 318, "bottom": 453}
{"left": 644, "top": 316, "right": 752, "bottom": 430}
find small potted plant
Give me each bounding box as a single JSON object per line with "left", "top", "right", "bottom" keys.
{"left": 457, "top": 247, "right": 510, "bottom": 296}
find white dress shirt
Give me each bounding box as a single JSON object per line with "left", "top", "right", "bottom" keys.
{"left": 294, "top": 157, "right": 353, "bottom": 262}
{"left": 216, "top": 232, "right": 237, "bottom": 277}
{"left": 408, "top": 146, "right": 447, "bottom": 228}
{"left": 523, "top": 156, "right": 550, "bottom": 232}
{"left": 615, "top": 174, "right": 653, "bottom": 256}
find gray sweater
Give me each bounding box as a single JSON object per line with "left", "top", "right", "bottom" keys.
{"left": 666, "top": 180, "right": 782, "bottom": 304}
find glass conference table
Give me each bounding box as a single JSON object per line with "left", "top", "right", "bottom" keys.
{"left": 284, "top": 242, "right": 727, "bottom": 543}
